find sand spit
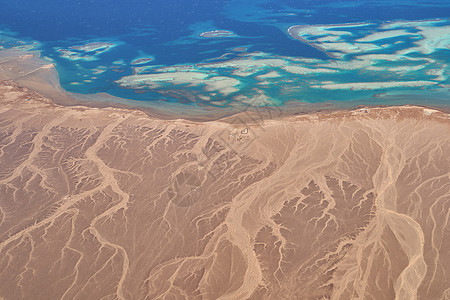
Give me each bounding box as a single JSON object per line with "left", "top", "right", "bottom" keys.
{"left": 0, "top": 80, "right": 449, "bottom": 299}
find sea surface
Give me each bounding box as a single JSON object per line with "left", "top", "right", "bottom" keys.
{"left": 0, "top": 0, "right": 449, "bottom": 112}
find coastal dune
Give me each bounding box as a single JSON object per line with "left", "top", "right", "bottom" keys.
{"left": 0, "top": 80, "right": 449, "bottom": 299}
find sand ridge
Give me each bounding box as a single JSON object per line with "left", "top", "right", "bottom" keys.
{"left": 0, "top": 80, "right": 449, "bottom": 299}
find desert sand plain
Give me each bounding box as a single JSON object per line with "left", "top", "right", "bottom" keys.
{"left": 0, "top": 69, "right": 449, "bottom": 299}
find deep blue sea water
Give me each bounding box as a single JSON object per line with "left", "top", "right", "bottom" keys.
{"left": 0, "top": 0, "right": 449, "bottom": 111}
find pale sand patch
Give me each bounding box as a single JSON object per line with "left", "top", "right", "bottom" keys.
{"left": 56, "top": 42, "right": 117, "bottom": 62}
{"left": 289, "top": 57, "right": 321, "bottom": 63}
{"left": 116, "top": 72, "right": 240, "bottom": 96}
{"left": 221, "top": 58, "right": 286, "bottom": 72}
{"left": 116, "top": 71, "right": 209, "bottom": 88}
{"left": 92, "top": 66, "right": 107, "bottom": 74}
{"left": 69, "top": 42, "right": 114, "bottom": 52}
{"left": 316, "top": 59, "right": 371, "bottom": 70}
{"left": 256, "top": 71, "right": 281, "bottom": 79}
{"left": 203, "top": 76, "right": 240, "bottom": 96}
{"left": 426, "top": 66, "right": 447, "bottom": 81}
{"left": 311, "top": 80, "right": 437, "bottom": 90}
{"left": 291, "top": 26, "right": 353, "bottom": 38}
{"left": 314, "top": 35, "right": 343, "bottom": 42}
{"left": 412, "top": 25, "right": 450, "bottom": 54}
{"left": 230, "top": 70, "right": 256, "bottom": 77}
{"left": 131, "top": 57, "right": 153, "bottom": 65}
{"left": 282, "top": 65, "right": 337, "bottom": 74}
{"left": 316, "top": 42, "right": 381, "bottom": 54}
{"left": 131, "top": 66, "right": 148, "bottom": 75}
{"left": 354, "top": 54, "right": 434, "bottom": 63}
{"left": 381, "top": 19, "right": 445, "bottom": 29}
{"left": 366, "top": 65, "right": 425, "bottom": 72}
{"left": 355, "top": 29, "right": 418, "bottom": 42}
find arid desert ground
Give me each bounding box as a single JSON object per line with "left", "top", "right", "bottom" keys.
{"left": 0, "top": 80, "right": 449, "bottom": 299}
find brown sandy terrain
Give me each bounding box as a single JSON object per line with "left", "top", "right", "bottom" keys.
{"left": 0, "top": 79, "right": 449, "bottom": 300}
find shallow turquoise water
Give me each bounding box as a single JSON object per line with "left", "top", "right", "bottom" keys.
{"left": 0, "top": 1, "right": 449, "bottom": 112}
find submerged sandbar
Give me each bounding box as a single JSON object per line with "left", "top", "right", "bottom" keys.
{"left": 200, "top": 30, "right": 237, "bottom": 38}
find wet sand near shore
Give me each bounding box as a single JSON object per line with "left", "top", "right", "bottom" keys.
{"left": 0, "top": 73, "right": 449, "bottom": 299}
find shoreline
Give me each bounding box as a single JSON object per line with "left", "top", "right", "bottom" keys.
{"left": 1, "top": 49, "right": 449, "bottom": 123}
{"left": 1, "top": 54, "right": 449, "bottom": 300}
{"left": 2, "top": 77, "right": 448, "bottom": 128}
